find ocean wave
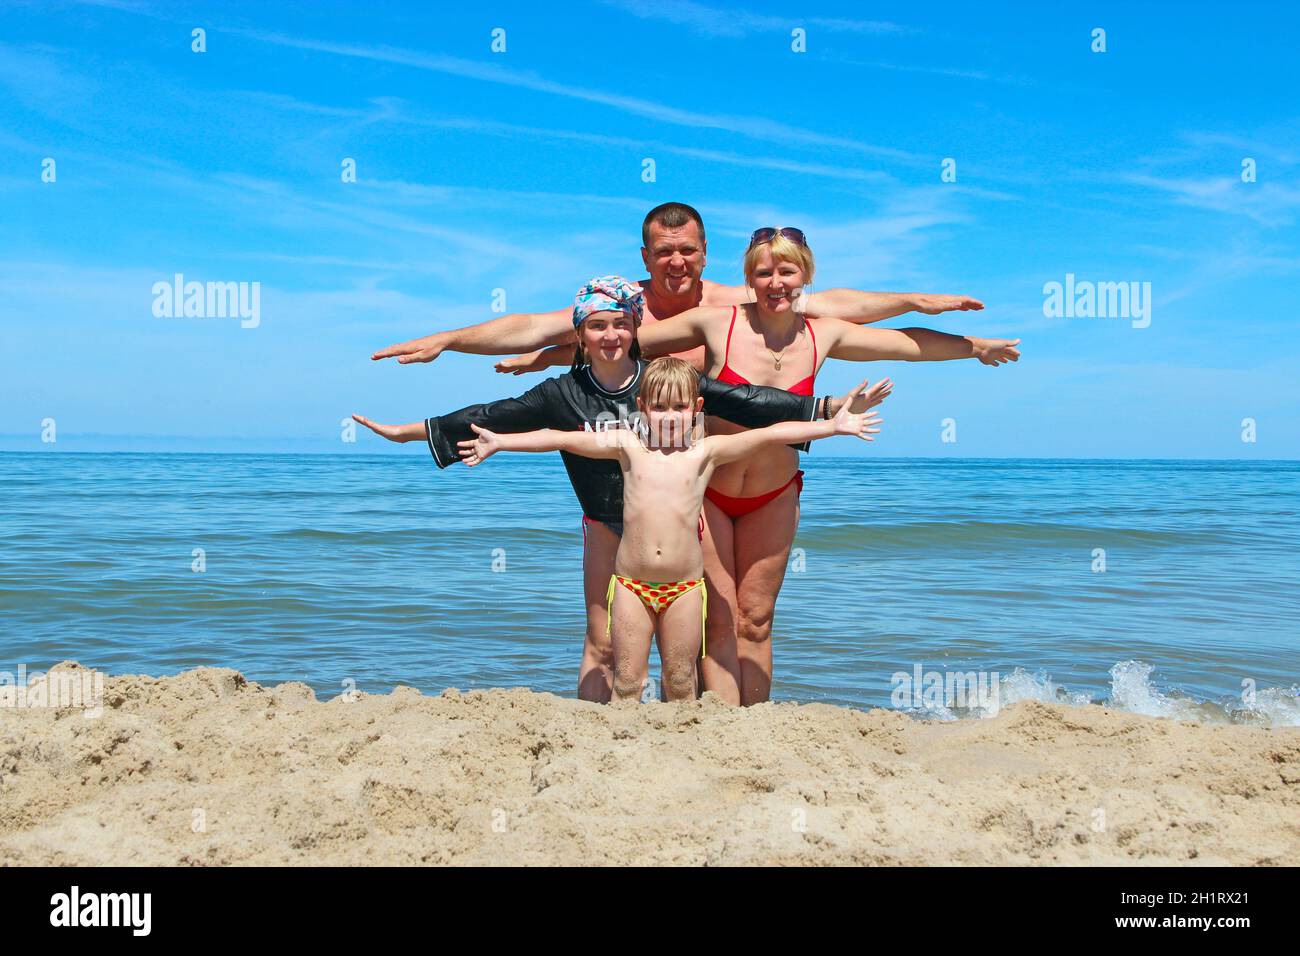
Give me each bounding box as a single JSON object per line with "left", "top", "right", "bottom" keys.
{"left": 896, "top": 661, "right": 1300, "bottom": 727}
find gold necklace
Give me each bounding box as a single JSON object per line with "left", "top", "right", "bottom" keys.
{"left": 768, "top": 327, "right": 802, "bottom": 371}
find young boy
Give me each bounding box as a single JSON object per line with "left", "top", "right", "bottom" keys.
{"left": 459, "top": 357, "right": 888, "bottom": 702}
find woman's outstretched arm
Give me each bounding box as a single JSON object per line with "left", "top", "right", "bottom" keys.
{"left": 822, "top": 320, "right": 1021, "bottom": 365}
{"left": 635, "top": 306, "right": 719, "bottom": 358}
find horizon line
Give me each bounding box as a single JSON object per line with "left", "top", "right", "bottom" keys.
{"left": 2, "top": 450, "right": 1296, "bottom": 463}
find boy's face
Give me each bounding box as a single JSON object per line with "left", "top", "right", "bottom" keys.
{"left": 637, "top": 391, "right": 704, "bottom": 449}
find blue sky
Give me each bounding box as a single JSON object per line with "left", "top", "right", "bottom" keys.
{"left": 1, "top": 0, "right": 1297, "bottom": 458}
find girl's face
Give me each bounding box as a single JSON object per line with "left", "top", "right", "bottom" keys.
{"left": 748, "top": 246, "right": 806, "bottom": 314}
{"left": 637, "top": 391, "right": 704, "bottom": 449}
{"left": 578, "top": 311, "right": 636, "bottom": 363}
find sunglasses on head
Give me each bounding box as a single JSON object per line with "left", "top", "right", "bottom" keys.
{"left": 749, "top": 226, "right": 807, "bottom": 248}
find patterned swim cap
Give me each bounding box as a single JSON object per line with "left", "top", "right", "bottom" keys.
{"left": 572, "top": 275, "right": 644, "bottom": 328}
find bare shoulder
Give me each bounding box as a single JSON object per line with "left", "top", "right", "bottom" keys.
{"left": 692, "top": 433, "right": 729, "bottom": 459}
{"left": 699, "top": 279, "right": 753, "bottom": 307}
{"left": 805, "top": 313, "right": 857, "bottom": 345}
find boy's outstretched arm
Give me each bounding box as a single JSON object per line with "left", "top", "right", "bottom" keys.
{"left": 459, "top": 424, "right": 625, "bottom": 467}
{"left": 706, "top": 381, "right": 886, "bottom": 467}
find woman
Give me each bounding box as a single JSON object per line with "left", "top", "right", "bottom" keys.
{"left": 352, "top": 275, "right": 882, "bottom": 702}
{"left": 632, "top": 228, "right": 1022, "bottom": 705}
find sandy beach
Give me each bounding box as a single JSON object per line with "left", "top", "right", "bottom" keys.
{"left": 1, "top": 662, "right": 1296, "bottom": 866}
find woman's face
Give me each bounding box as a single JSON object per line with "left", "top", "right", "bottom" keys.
{"left": 578, "top": 311, "right": 636, "bottom": 363}
{"left": 748, "top": 246, "right": 806, "bottom": 314}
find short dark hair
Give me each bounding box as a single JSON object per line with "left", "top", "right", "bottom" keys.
{"left": 641, "top": 202, "right": 705, "bottom": 247}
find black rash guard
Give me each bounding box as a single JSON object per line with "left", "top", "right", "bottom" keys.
{"left": 423, "top": 361, "right": 818, "bottom": 526}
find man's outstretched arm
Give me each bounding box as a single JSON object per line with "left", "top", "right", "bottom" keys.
{"left": 371, "top": 306, "right": 574, "bottom": 365}
{"left": 801, "top": 289, "right": 984, "bottom": 325}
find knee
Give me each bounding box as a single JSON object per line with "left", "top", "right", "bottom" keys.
{"left": 736, "top": 605, "right": 774, "bottom": 645}
{"left": 661, "top": 660, "right": 696, "bottom": 700}
{"left": 612, "top": 668, "right": 644, "bottom": 700}
{"left": 584, "top": 625, "right": 613, "bottom": 666}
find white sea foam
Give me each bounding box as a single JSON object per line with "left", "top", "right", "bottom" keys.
{"left": 900, "top": 661, "right": 1299, "bottom": 728}
{"left": 999, "top": 667, "right": 1093, "bottom": 709}
{"left": 1228, "top": 684, "right": 1300, "bottom": 727}
{"left": 1106, "top": 660, "right": 1207, "bottom": 721}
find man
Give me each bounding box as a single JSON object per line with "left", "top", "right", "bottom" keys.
{"left": 371, "top": 202, "right": 985, "bottom": 370}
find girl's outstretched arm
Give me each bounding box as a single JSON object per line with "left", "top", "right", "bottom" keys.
{"left": 459, "top": 424, "right": 626, "bottom": 466}
{"left": 351, "top": 415, "right": 426, "bottom": 443}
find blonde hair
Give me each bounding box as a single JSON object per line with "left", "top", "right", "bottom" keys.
{"left": 640, "top": 356, "right": 700, "bottom": 407}
{"left": 743, "top": 229, "right": 815, "bottom": 287}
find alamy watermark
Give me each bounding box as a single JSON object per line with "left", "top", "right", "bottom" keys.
{"left": 891, "top": 664, "right": 1001, "bottom": 717}
{"left": 152, "top": 273, "right": 260, "bottom": 328}
{"left": 0, "top": 665, "right": 104, "bottom": 717}
{"left": 1043, "top": 273, "right": 1151, "bottom": 329}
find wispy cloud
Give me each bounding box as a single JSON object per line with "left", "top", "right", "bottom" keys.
{"left": 598, "top": 0, "right": 910, "bottom": 38}
{"left": 815, "top": 53, "right": 1030, "bottom": 86}
{"left": 250, "top": 91, "right": 900, "bottom": 185}
{"left": 1121, "top": 173, "right": 1300, "bottom": 227}
{"left": 223, "top": 28, "right": 919, "bottom": 162}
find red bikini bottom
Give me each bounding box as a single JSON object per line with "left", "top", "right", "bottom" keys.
{"left": 703, "top": 470, "right": 804, "bottom": 520}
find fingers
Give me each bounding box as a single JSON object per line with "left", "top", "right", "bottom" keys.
{"left": 396, "top": 349, "right": 435, "bottom": 365}
{"left": 370, "top": 344, "right": 407, "bottom": 361}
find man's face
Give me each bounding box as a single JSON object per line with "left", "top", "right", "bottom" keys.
{"left": 640, "top": 220, "right": 706, "bottom": 299}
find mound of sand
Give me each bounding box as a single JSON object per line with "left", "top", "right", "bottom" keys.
{"left": 1, "top": 662, "right": 1296, "bottom": 865}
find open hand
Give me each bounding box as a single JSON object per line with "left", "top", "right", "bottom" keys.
{"left": 971, "top": 337, "right": 1021, "bottom": 366}
{"left": 495, "top": 350, "right": 548, "bottom": 375}
{"left": 371, "top": 333, "right": 446, "bottom": 365}
{"left": 831, "top": 381, "right": 884, "bottom": 441}
{"left": 351, "top": 413, "right": 413, "bottom": 443}
{"left": 844, "top": 377, "right": 892, "bottom": 414}
{"left": 457, "top": 423, "right": 501, "bottom": 466}
{"left": 913, "top": 294, "right": 984, "bottom": 315}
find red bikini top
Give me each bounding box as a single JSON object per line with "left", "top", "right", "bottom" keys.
{"left": 715, "top": 305, "right": 817, "bottom": 396}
